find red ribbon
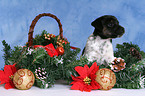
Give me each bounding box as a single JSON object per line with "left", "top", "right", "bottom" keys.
{"left": 70, "top": 46, "right": 78, "bottom": 50}
{"left": 34, "top": 43, "right": 58, "bottom": 57}
{"left": 33, "top": 43, "right": 78, "bottom": 57}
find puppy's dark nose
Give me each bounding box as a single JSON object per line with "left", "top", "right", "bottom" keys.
{"left": 118, "top": 27, "right": 125, "bottom": 37}
{"left": 121, "top": 27, "right": 125, "bottom": 33}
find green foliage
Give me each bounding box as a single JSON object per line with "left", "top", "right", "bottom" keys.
{"left": 2, "top": 30, "right": 81, "bottom": 88}
{"left": 114, "top": 61, "right": 145, "bottom": 89}
{"left": 2, "top": 31, "right": 145, "bottom": 89}
{"left": 32, "top": 30, "right": 58, "bottom": 47}
{"left": 15, "top": 47, "right": 58, "bottom": 88}
{"left": 114, "top": 42, "right": 145, "bottom": 89}
{"left": 2, "top": 40, "right": 24, "bottom": 65}
{"left": 2, "top": 40, "right": 11, "bottom": 64}
{"left": 64, "top": 57, "right": 89, "bottom": 82}
{"left": 114, "top": 42, "right": 142, "bottom": 67}
{"left": 140, "top": 51, "right": 145, "bottom": 58}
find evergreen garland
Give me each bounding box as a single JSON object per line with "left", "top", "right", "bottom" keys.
{"left": 2, "top": 30, "right": 81, "bottom": 88}
{"left": 2, "top": 30, "right": 145, "bottom": 89}
{"left": 114, "top": 42, "right": 145, "bottom": 89}
{"left": 2, "top": 40, "right": 11, "bottom": 64}
{"left": 30, "top": 30, "right": 59, "bottom": 47}
{"left": 114, "top": 42, "right": 143, "bottom": 67}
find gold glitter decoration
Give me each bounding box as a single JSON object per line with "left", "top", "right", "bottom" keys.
{"left": 95, "top": 68, "right": 116, "bottom": 90}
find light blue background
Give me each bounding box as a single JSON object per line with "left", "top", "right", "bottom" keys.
{"left": 0, "top": 0, "right": 145, "bottom": 68}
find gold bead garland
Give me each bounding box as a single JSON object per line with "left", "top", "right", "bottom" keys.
{"left": 44, "top": 33, "right": 55, "bottom": 40}
{"left": 44, "top": 33, "right": 68, "bottom": 47}
{"left": 56, "top": 36, "right": 68, "bottom": 47}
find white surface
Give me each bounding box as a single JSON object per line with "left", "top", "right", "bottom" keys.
{"left": 0, "top": 81, "right": 145, "bottom": 96}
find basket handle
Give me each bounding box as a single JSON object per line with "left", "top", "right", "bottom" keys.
{"left": 28, "top": 13, "right": 63, "bottom": 47}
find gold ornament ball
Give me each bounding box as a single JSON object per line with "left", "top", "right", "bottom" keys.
{"left": 13, "top": 69, "right": 35, "bottom": 90}
{"left": 95, "top": 68, "right": 116, "bottom": 90}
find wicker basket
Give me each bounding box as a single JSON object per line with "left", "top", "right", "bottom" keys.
{"left": 28, "top": 13, "right": 65, "bottom": 47}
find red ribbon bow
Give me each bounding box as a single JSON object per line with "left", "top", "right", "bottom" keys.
{"left": 34, "top": 43, "right": 58, "bottom": 57}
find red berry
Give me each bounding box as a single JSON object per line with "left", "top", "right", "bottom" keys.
{"left": 56, "top": 47, "right": 64, "bottom": 55}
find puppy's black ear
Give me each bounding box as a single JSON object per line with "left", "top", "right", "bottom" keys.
{"left": 91, "top": 17, "right": 103, "bottom": 31}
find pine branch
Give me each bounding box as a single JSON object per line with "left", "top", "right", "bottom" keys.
{"left": 2, "top": 40, "right": 11, "bottom": 64}
{"left": 114, "top": 42, "right": 145, "bottom": 89}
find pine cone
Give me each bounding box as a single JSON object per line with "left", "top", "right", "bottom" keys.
{"left": 35, "top": 67, "right": 47, "bottom": 81}
{"left": 129, "top": 47, "right": 142, "bottom": 60}
{"left": 110, "top": 57, "right": 126, "bottom": 72}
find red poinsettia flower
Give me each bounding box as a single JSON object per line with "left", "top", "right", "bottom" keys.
{"left": 70, "top": 62, "right": 100, "bottom": 92}
{"left": 0, "top": 64, "right": 17, "bottom": 89}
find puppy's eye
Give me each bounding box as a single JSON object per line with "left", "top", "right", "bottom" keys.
{"left": 107, "top": 23, "right": 114, "bottom": 27}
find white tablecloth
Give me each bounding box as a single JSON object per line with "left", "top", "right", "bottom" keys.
{"left": 0, "top": 80, "right": 145, "bottom": 96}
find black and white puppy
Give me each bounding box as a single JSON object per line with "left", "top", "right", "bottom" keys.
{"left": 82, "top": 15, "right": 125, "bottom": 65}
